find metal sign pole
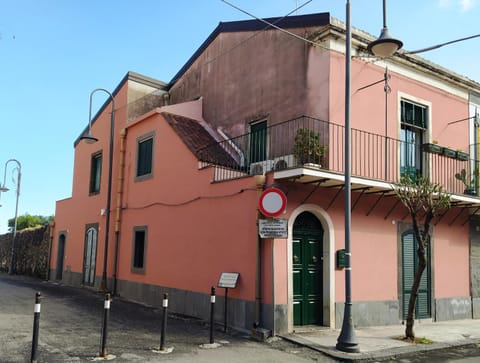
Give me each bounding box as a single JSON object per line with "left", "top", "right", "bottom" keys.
{"left": 223, "top": 287, "right": 229, "bottom": 333}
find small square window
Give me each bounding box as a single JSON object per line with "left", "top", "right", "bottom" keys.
{"left": 136, "top": 133, "right": 154, "bottom": 180}
{"left": 89, "top": 152, "right": 102, "bottom": 194}
{"left": 132, "top": 227, "right": 147, "bottom": 273}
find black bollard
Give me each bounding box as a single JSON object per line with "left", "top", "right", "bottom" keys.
{"left": 100, "top": 293, "right": 111, "bottom": 358}
{"left": 160, "top": 293, "right": 168, "bottom": 351}
{"left": 31, "top": 292, "right": 41, "bottom": 363}
{"left": 209, "top": 286, "right": 215, "bottom": 344}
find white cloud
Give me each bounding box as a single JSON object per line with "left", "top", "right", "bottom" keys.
{"left": 460, "top": 0, "right": 476, "bottom": 12}
{"left": 437, "top": 0, "right": 476, "bottom": 11}
{"left": 438, "top": 0, "right": 452, "bottom": 8}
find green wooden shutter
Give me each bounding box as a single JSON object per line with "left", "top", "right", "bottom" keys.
{"left": 402, "top": 231, "right": 431, "bottom": 319}
{"left": 249, "top": 121, "right": 267, "bottom": 163}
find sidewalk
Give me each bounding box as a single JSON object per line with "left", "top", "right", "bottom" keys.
{"left": 282, "top": 319, "right": 480, "bottom": 362}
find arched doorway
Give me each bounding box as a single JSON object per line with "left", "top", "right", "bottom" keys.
{"left": 292, "top": 211, "right": 324, "bottom": 326}
{"left": 83, "top": 226, "right": 98, "bottom": 286}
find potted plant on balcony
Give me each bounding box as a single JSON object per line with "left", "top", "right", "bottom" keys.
{"left": 442, "top": 147, "right": 457, "bottom": 158}
{"left": 422, "top": 141, "right": 442, "bottom": 154}
{"left": 455, "top": 150, "right": 469, "bottom": 161}
{"left": 454, "top": 168, "right": 477, "bottom": 195}
{"left": 293, "top": 128, "right": 326, "bottom": 166}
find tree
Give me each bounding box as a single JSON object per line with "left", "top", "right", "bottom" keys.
{"left": 394, "top": 176, "right": 451, "bottom": 340}
{"left": 7, "top": 214, "right": 53, "bottom": 232}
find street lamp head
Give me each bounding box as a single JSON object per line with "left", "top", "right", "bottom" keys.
{"left": 367, "top": 26, "right": 403, "bottom": 58}
{"left": 0, "top": 185, "right": 9, "bottom": 192}
{"left": 80, "top": 130, "right": 99, "bottom": 144}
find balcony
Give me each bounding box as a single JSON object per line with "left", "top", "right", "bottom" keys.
{"left": 197, "top": 116, "right": 479, "bottom": 200}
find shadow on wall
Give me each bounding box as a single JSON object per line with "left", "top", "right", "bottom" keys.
{"left": 0, "top": 225, "right": 50, "bottom": 278}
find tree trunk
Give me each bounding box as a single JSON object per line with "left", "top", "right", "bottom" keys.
{"left": 405, "top": 243, "right": 427, "bottom": 340}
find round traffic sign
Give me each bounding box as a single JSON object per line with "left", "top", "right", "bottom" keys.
{"left": 259, "top": 188, "right": 287, "bottom": 217}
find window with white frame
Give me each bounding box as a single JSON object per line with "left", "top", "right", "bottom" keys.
{"left": 400, "top": 99, "right": 428, "bottom": 180}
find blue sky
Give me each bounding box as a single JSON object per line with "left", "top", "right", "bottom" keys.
{"left": 0, "top": 0, "right": 479, "bottom": 233}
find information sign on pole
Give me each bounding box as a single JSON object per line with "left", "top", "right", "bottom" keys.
{"left": 217, "top": 272, "right": 239, "bottom": 333}
{"left": 218, "top": 272, "right": 239, "bottom": 289}
{"left": 258, "top": 219, "right": 288, "bottom": 238}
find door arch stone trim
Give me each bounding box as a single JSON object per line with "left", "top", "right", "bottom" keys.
{"left": 287, "top": 204, "right": 335, "bottom": 331}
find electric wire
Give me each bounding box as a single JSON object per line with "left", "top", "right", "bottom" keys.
{"left": 200, "top": 0, "right": 315, "bottom": 70}
{"left": 124, "top": 187, "right": 258, "bottom": 210}
{"left": 221, "top": 0, "right": 329, "bottom": 50}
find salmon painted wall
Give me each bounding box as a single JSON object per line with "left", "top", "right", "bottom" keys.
{"left": 326, "top": 52, "right": 469, "bottom": 149}
{"left": 433, "top": 223, "right": 470, "bottom": 298}
{"left": 270, "top": 179, "right": 471, "bottom": 306}
{"left": 52, "top": 83, "right": 128, "bottom": 275}
{"left": 116, "top": 111, "right": 263, "bottom": 301}
{"left": 305, "top": 45, "right": 331, "bottom": 121}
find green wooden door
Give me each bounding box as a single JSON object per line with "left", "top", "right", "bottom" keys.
{"left": 402, "top": 230, "right": 431, "bottom": 319}
{"left": 293, "top": 212, "right": 323, "bottom": 326}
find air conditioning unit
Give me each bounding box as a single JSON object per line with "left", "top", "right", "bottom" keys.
{"left": 250, "top": 160, "right": 275, "bottom": 175}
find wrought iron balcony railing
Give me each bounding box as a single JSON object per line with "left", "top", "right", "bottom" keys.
{"left": 197, "top": 116, "right": 478, "bottom": 197}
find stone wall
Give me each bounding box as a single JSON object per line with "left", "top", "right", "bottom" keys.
{"left": 0, "top": 225, "right": 50, "bottom": 278}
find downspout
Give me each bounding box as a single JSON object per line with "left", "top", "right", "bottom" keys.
{"left": 113, "top": 128, "right": 127, "bottom": 295}
{"left": 254, "top": 175, "right": 266, "bottom": 329}
{"left": 272, "top": 238, "right": 276, "bottom": 335}
{"left": 255, "top": 221, "right": 262, "bottom": 328}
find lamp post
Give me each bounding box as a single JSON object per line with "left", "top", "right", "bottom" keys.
{"left": 80, "top": 88, "right": 115, "bottom": 292}
{"left": 336, "top": 0, "right": 402, "bottom": 353}
{"left": 1, "top": 159, "right": 22, "bottom": 275}
{"left": 367, "top": 0, "right": 403, "bottom": 58}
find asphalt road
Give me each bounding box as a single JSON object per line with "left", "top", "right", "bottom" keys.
{"left": 0, "top": 274, "right": 337, "bottom": 362}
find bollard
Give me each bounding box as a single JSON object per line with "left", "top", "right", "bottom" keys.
{"left": 209, "top": 286, "right": 215, "bottom": 344}
{"left": 160, "top": 293, "right": 168, "bottom": 351}
{"left": 31, "top": 292, "right": 41, "bottom": 363}
{"left": 100, "top": 293, "right": 111, "bottom": 358}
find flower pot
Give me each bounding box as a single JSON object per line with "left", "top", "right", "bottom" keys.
{"left": 442, "top": 147, "right": 456, "bottom": 158}
{"left": 422, "top": 143, "right": 442, "bottom": 154}
{"left": 456, "top": 151, "right": 469, "bottom": 161}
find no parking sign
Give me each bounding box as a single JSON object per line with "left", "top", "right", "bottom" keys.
{"left": 258, "top": 188, "right": 287, "bottom": 217}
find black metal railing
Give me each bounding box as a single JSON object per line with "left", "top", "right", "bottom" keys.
{"left": 197, "top": 116, "right": 478, "bottom": 197}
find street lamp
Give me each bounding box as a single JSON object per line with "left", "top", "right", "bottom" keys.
{"left": 367, "top": 0, "right": 403, "bottom": 58}
{"left": 80, "top": 88, "right": 115, "bottom": 292}
{"left": 1, "top": 159, "right": 22, "bottom": 275}
{"left": 336, "top": 0, "right": 402, "bottom": 353}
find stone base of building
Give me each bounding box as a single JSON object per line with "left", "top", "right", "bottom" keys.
{"left": 335, "top": 300, "right": 401, "bottom": 329}
{"left": 435, "top": 296, "right": 472, "bottom": 321}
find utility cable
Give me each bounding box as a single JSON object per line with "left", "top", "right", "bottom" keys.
{"left": 124, "top": 187, "right": 258, "bottom": 210}
{"left": 221, "top": 0, "right": 329, "bottom": 50}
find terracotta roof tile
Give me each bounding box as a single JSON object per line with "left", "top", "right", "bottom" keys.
{"left": 161, "top": 112, "right": 238, "bottom": 167}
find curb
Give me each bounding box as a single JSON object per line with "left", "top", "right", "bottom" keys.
{"left": 280, "top": 335, "right": 480, "bottom": 362}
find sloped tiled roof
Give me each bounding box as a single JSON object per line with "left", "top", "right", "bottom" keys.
{"left": 161, "top": 112, "right": 238, "bottom": 167}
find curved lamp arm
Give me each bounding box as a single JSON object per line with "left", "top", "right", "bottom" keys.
{"left": 80, "top": 88, "right": 115, "bottom": 144}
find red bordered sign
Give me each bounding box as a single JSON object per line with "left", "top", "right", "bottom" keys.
{"left": 259, "top": 188, "right": 287, "bottom": 217}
